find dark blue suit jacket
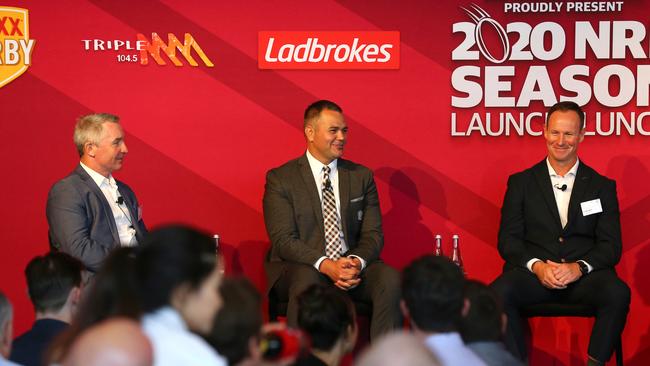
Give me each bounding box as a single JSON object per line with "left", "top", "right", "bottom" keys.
{"left": 10, "top": 319, "right": 68, "bottom": 366}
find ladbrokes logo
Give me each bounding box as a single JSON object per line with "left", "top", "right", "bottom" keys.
{"left": 259, "top": 31, "right": 399, "bottom": 69}
{"left": 0, "top": 6, "right": 35, "bottom": 88}
{"left": 82, "top": 33, "right": 213, "bottom": 67}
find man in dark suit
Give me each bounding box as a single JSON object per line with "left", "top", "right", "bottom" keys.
{"left": 491, "top": 102, "right": 630, "bottom": 366}
{"left": 46, "top": 113, "right": 146, "bottom": 272}
{"left": 263, "top": 100, "right": 401, "bottom": 340}
{"left": 10, "top": 252, "right": 84, "bottom": 366}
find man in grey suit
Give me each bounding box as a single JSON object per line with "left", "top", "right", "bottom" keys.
{"left": 46, "top": 113, "right": 146, "bottom": 272}
{"left": 263, "top": 100, "right": 401, "bottom": 340}
{"left": 491, "top": 102, "right": 630, "bottom": 366}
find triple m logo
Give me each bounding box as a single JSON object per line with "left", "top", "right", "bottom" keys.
{"left": 0, "top": 6, "right": 36, "bottom": 88}
{"left": 82, "top": 33, "right": 214, "bottom": 67}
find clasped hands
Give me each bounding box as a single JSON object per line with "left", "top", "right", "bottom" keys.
{"left": 319, "top": 257, "right": 362, "bottom": 291}
{"left": 532, "top": 260, "right": 582, "bottom": 289}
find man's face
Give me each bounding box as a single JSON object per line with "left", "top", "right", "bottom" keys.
{"left": 305, "top": 109, "right": 347, "bottom": 165}
{"left": 87, "top": 122, "right": 128, "bottom": 176}
{"left": 543, "top": 110, "right": 584, "bottom": 166}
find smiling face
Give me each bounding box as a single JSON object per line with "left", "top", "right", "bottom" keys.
{"left": 544, "top": 109, "right": 584, "bottom": 169}
{"left": 84, "top": 122, "right": 128, "bottom": 177}
{"left": 305, "top": 109, "right": 348, "bottom": 165}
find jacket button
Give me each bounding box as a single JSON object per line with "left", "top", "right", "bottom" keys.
{"left": 558, "top": 237, "right": 564, "bottom": 243}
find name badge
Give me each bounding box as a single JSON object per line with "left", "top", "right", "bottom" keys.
{"left": 581, "top": 199, "right": 603, "bottom": 216}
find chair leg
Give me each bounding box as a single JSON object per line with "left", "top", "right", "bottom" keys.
{"left": 615, "top": 336, "right": 623, "bottom": 366}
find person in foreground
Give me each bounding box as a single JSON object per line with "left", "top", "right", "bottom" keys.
{"left": 0, "top": 292, "right": 20, "bottom": 366}
{"left": 459, "top": 280, "right": 522, "bottom": 366}
{"left": 293, "top": 284, "right": 357, "bottom": 366}
{"left": 263, "top": 100, "right": 401, "bottom": 341}
{"left": 10, "top": 252, "right": 84, "bottom": 366}
{"left": 491, "top": 101, "right": 630, "bottom": 365}
{"left": 46, "top": 113, "right": 146, "bottom": 272}
{"left": 401, "top": 255, "right": 485, "bottom": 366}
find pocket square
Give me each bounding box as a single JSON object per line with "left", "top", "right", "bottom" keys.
{"left": 350, "top": 195, "right": 364, "bottom": 203}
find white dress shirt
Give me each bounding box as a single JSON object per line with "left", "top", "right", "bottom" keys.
{"left": 142, "top": 307, "right": 227, "bottom": 366}
{"left": 424, "top": 332, "right": 487, "bottom": 366}
{"left": 526, "top": 158, "right": 592, "bottom": 273}
{"left": 305, "top": 151, "right": 366, "bottom": 270}
{"left": 80, "top": 162, "right": 137, "bottom": 246}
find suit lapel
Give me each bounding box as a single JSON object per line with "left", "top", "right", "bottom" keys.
{"left": 75, "top": 165, "right": 121, "bottom": 245}
{"left": 532, "top": 160, "right": 563, "bottom": 230}
{"left": 298, "top": 156, "right": 325, "bottom": 237}
{"left": 566, "top": 162, "right": 592, "bottom": 229}
{"left": 338, "top": 160, "right": 350, "bottom": 243}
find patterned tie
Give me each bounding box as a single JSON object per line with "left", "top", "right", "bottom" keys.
{"left": 322, "top": 166, "right": 343, "bottom": 260}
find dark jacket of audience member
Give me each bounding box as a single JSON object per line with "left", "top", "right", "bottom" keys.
{"left": 459, "top": 280, "right": 523, "bottom": 366}
{"left": 11, "top": 252, "right": 84, "bottom": 366}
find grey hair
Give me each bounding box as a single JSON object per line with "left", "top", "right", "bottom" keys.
{"left": 73, "top": 113, "right": 120, "bottom": 157}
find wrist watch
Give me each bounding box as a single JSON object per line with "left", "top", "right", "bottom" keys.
{"left": 577, "top": 261, "right": 588, "bottom": 275}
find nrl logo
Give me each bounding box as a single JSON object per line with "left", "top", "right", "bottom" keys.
{"left": 0, "top": 6, "right": 35, "bottom": 88}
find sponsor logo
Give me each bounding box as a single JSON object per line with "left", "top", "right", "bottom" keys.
{"left": 82, "top": 33, "right": 214, "bottom": 67}
{"left": 0, "top": 6, "right": 36, "bottom": 88}
{"left": 258, "top": 31, "right": 399, "bottom": 69}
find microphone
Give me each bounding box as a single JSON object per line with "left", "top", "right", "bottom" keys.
{"left": 324, "top": 179, "right": 332, "bottom": 191}
{"left": 116, "top": 196, "right": 124, "bottom": 205}
{"left": 554, "top": 183, "right": 568, "bottom": 192}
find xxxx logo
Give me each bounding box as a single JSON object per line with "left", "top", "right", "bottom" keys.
{"left": 0, "top": 6, "right": 35, "bottom": 88}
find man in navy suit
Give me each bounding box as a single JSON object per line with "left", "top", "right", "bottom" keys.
{"left": 263, "top": 100, "right": 401, "bottom": 340}
{"left": 46, "top": 113, "right": 146, "bottom": 272}
{"left": 491, "top": 102, "right": 630, "bottom": 366}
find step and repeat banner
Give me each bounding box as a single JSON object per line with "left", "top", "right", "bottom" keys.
{"left": 1, "top": 1, "right": 648, "bottom": 363}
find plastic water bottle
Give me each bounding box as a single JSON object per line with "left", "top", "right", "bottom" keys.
{"left": 451, "top": 234, "right": 465, "bottom": 275}
{"left": 434, "top": 234, "right": 443, "bottom": 256}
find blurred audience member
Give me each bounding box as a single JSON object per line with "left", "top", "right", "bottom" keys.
{"left": 293, "top": 284, "right": 357, "bottom": 366}
{"left": 207, "top": 277, "right": 263, "bottom": 366}
{"left": 62, "top": 318, "right": 152, "bottom": 366}
{"left": 137, "top": 225, "right": 226, "bottom": 366}
{"left": 10, "top": 252, "right": 84, "bottom": 366}
{"left": 401, "top": 255, "right": 485, "bottom": 366}
{"left": 47, "top": 247, "right": 140, "bottom": 363}
{"left": 459, "top": 280, "right": 523, "bottom": 366}
{"left": 0, "top": 291, "right": 20, "bottom": 366}
{"left": 355, "top": 332, "right": 440, "bottom": 366}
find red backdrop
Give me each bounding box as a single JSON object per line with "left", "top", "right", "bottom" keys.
{"left": 1, "top": 1, "right": 649, "bottom": 364}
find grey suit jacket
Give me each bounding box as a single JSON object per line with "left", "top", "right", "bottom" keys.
{"left": 46, "top": 165, "right": 146, "bottom": 271}
{"left": 498, "top": 159, "right": 622, "bottom": 271}
{"left": 263, "top": 155, "right": 383, "bottom": 287}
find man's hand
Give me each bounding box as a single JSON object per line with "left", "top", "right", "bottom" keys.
{"left": 532, "top": 261, "right": 566, "bottom": 289}
{"left": 319, "top": 258, "right": 361, "bottom": 290}
{"left": 548, "top": 260, "right": 582, "bottom": 287}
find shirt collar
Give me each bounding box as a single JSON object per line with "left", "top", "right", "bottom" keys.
{"left": 80, "top": 162, "right": 116, "bottom": 188}
{"left": 546, "top": 157, "right": 579, "bottom": 178}
{"left": 305, "top": 150, "right": 337, "bottom": 177}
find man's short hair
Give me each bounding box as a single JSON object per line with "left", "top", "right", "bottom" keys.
{"left": 297, "top": 284, "right": 355, "bottom": 352}
{"left": 25, "top": 252, "right": 84, "bottom": 313}
{"left": 207, "top": 277, "right": 262, "bottom": 365}
{"left": 303, "top": 100, "right": 343, "bottom": 128}
{"left": 73, "top": 113, "right": 120, "bottom": 157}
{"left": 0, "top": 291, "right": 12, "bottom": 334}
{"left": 459, "top": 280, "right": 503, "bottom": 343}
{"left": 402, "top": 255, "right": 465, "bottom": 332}
{"left": 546, "top": 101, "right": 584, "bottom": 129}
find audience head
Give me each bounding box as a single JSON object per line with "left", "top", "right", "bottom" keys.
{"left": 25, "top": 252, "right": 84, "bottom": 319}
{"left": 459, "top": 280, "right": 506, "bottom": 343}
{"left": 297, "top": 284, "right": 357, "bottom": 356}
{"left": 135, "top": 225, "right": 223, "bottom": 335}
{"left": 0, "top": 291, "right": 13, "bottom": 359}
{"left": 48, "top": 247, "right": 140, "bottom": 363}
{"left": 355, "top": 332, "right": 441, "bottom": 366}
{"left": 401, "top": 255, "right": 466, "bottom": 333}
{"left": 207, "top": 277, "right": 263, "bottom": 366}
{"left": 63, "top": 318, "right": 152, "bottom": 366}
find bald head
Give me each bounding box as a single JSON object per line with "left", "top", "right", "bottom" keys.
{"left": 63, "top": 318, "right": 152, "bottom": 366}
{"left": 355, "top": 332, "right": 440, "bottom": 366}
